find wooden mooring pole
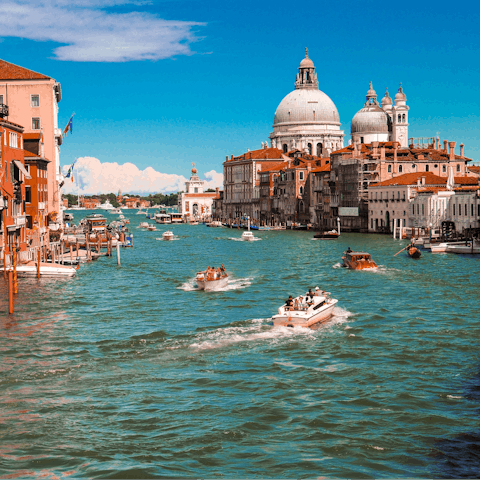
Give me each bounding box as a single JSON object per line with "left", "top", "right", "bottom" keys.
{"left": 8, "top": 269, "right": 13, "bottom": 314}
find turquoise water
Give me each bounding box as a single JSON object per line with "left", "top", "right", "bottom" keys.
{"left": 1, "top": 210, "right": 480, "bottom": 479}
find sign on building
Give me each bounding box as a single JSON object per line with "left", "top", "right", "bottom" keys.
{"left": 339, "top": 207, "right": 359, "bottom": 216}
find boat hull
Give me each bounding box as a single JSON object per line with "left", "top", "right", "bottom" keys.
{"left": 196, "top": 276, "right": 228, "bottom": 291}
{"left": 5, "top": 263, "right": 76, "bottom": 277}
{"left": 272, "top": 299, "right": 338, "bottom": 328}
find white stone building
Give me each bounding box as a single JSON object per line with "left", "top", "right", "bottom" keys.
{"left": 269, "top": 49, "right": 344, "bottom": 156}
{"left": 178, "top": 165, "right": 217, "bottom": 221}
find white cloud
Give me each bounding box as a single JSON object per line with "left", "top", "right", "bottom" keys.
{"left": 61, "top": 156, "right": 223, "bottom": 195}
{"left": 0, "top": 1, "right": 205, "bottom": 62}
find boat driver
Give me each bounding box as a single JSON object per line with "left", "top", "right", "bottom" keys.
{"left": 285, "top": 296, "right": 294, "bottom": 310}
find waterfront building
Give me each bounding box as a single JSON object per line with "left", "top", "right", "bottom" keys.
{"left": 84, "top": 198, "right": 101, "bottom": 209}
{"left": 311, "top": 162, "right": 334, "bottom": 230}
{"left": 270, "top": 49, "right": 344, "bottom": 156}
{"left": 223, "top": 146, "right": 286, "bottom": 222}
{"left": 368, "top": 171, "right": 479, "bottom": 232}
{"left": 0, "top": 59, "right": 63, "bottom": 216}
{"left": 178, "top": 165, "right": 217, "bottom": 221}
{"left": 0, "top": 115, "right": 29, "bottom": 263}
{"left": 23, "top": 132, "right": 49, "bottom": 248}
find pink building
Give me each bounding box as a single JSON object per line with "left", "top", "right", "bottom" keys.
{"left": 0, "top": 59, "right": 63, "bottom": 216}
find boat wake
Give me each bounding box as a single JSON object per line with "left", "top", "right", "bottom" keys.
{"left": 332, "top": 262, "right": 343, "bottom": 269}
{"left": 177, "top": 276, "right": 252, "bottom": 292}
{"left": 227, "top": 237, "right": 261, "bottom": 242}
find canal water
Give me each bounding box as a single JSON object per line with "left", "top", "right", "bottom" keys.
{"left": 1, "top": 210, "right": 479, "bottom": 479}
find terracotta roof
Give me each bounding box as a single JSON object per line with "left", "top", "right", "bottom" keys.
{"left": 261, "top": 161, "right": 289, "bottom": 173}
{"left": 24, "top": 133, "right": 41, "bottom": 140}
{"left": 228, "top": 147, "right": 284, "bottom": 162}
{"left": 468, "top": 166, "right": 480, "bottom": 174}
{"left": 311, "top": 164, "right": 331, "bottom": 173}
{"left": 371, "top": 172, "right": 479, "bottom": 187}
{"left": 0, "top": 59, "right": 51, "bottom": 80}
{"left": 259, "top": 161, "right": 285, "bottom": 172}
{"left": 417, "top": 185, "right": 480, "bottom": 193}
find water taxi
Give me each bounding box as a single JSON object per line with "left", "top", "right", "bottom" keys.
{"left": 242, "top": 231, "right": 255, "bottom": 241}
{"left": 313, "top": 229, "right": 339, "bottom": 239}
{"left": 162, "top": 230, "right": 174, "bottom": 240}
{"left": 195, "top": 267, "right": 228, "bottom": 291}
{"left": 272, "top": 289, "right": 338, "bottom": 328}
{"left": 155, "top": 213, "right": 171, "bottom": 224}
{"left": 342, "top": 251, "right": 378, "bottom": 270}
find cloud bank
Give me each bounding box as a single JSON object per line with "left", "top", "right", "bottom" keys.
{"left": 0, "top": 0, "right": 205, "bottom": 62}
{"left": 61, "top": 157, "right": 223, "bottom": 195}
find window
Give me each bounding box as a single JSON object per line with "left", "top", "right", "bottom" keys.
{"left": 471, "top": 204, "right": 474, "bottom": 216}
{"left": 32, "top": 117, "right": 41, "bottom": 130}
{"left": 31, "top": 95, "right": 40, "bottom": 107}
{"left": 283, "top": 144, "right": 288, "bottom": 153}
{"left": 402, "top": 114, "right": 406, "bottom": 122}
{"left": 456, "top": 164, "right": 460, "bottom": 172}
{"left": 398, "top": 114, "right": 401, "bottom": 123}
{"left": 316, "top": 143, "right": 323, "bottom": 156}
{"left": 194, "top": 187, "right": 198, "bottom": 193}
{"left": 465, "top": 204, "right": 467, "bottom": 215}
{"left": 299, "top": 171, "right": 304, "bottom": 180}
{"left": 360, "top": 137, "right": 364, "bottom": 143}
{"left": 422, "top": 204, "right": 424, "bottom": 215}
{"left": 453, "top": 204, "right": 456, "bottom": 216}
{"left": 388, "top": 165, "right": 392, "bottom": 173}
{"left": 442, "top": 165, "right": 446, "bottom": 173}
{"left": 425, "top": 165, "right": 429, "bottom": 172}
{"left": 25, "top": 186, "right": 31, "bottom": 203}
{"left": 307, "top": 143, "right": 312, "bottom": 155}
{"left": 0, "top": 94, "right": 3, "bottom": 104}
{"left": 399, "top": 165, "right": 403, "bottom": 173}
{"left": 299, "top": 186, "right": 303, "bottom": 195}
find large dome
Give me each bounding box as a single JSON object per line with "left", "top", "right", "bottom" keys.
{"left": 351, "top": 104, "right": 389, "bottom": 134}
{"left": 274, "top": 89, "right": 340, "bottom": 126}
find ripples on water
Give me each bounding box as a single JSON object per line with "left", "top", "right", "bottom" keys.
{"left": 1, "top": 215, "right": 480, "bottom": 478}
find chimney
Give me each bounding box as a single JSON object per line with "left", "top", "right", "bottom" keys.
{"left": 380, "top": 145, "right": 385, "bottom": 160}
{"left": 421, "top": 176, "right": 426, "bottom": 185}
{"left": 443, "top": 140, "right": 448, "bottom": 152}
{"left": 372, "top": 141, "right": 379, "bottom": 157}
{"left": 216, "top": 187, "right": 219, "bottom": 197}
{"left": 460, "top": 143, "right": 464, "bottom": 158}
{"left": 449, "top": 141, "right": 456, "bottom": 161}
{"left": 436, "top": 136, "right": 440, "bottom": 150}
{"left": 226, "top": 155, "right": 229, "bottom": 161}
{"left": 393, "top": 142, "right": 398, "bottom": 161}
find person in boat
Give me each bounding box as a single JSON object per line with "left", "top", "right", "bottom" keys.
{"left": 346, "top": 246, "right": 352, "bottom": 253}
{"left": 306, "top": 289, "right": 315, "bottom": 305}
{"left": 315, "top": 287, "right": 321, "bottom": 296}
{"left": 216, "top": 267, "right": 222, "bottom": 278}
{"left": 220, "top": 264, "right": 226, "bottom": 275}
{"left": 285, "top": 295, "right": 294, "bottom": 310}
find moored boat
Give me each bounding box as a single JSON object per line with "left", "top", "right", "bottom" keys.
{"left": 342, "top": 251, "right": 378, "bottom": 270}
{"left": 195, "top": 266, "right": 228, "bottom": 291}
{"left": 4, "top": 262, "right": 77, "bottom": 277}
{"left": 162, "top": 230, "right": 174, "bottom": 240}
{"left": 272, "top": 289, "right": 338, "bottom": 328}
{"left": 314, "top": 229, "right": 339, "bottom": 239}
{"left": 207, "top": 221, "right": 223, "bottom": 227}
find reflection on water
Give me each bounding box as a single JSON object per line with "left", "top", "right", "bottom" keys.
{"left": 1, "top": 213, "right": 480, "bottom": 478}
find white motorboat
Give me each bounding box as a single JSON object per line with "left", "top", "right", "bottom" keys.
{"left": 136, "top": 210, "right": 147, "bottom": 215}
{"left": 4, "top": 262, "right": 76, "bottom": 277}
{"left": 196, "top": 268, "right": 228, "bottom": 291}
{"left": 272, "top": 290, "right": 338, "bottom": 328}
{"left": 430, "top": 241, "right": 466, "bottom": 253}
{"left": 155, "top": 213, "right": 171, "bottom": 224}
{"left": 100, "top": 200, "right": 114, "bottom": 210}
{"left": 445, "top": 241, "right": 480, "bottom": 254}
{"left": 162, "top": 230, "right": 174, "bottom": 240}
{"left": 207, "top": 221, "right": 223, "bottom": 227}
{"left": 147, "top": 224, "right": 157, "bottom": 231}
{"left": 242, "top": 231, "right": 255, "bottom": 241}
{"left": 110, "top": 208, "right": 123, "bottom": 214}
{"left": 139, "top": 222, "right": 149, "bottom": 228}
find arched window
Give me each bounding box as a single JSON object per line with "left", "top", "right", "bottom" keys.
{"left": 456, "top": 164, "right": 460, "bottom": 172}
{"left": 307, "top": 143, "right": 312, "bottom": 155}
{"left": 193, "top": 203, "right": 199, "bottom": 216}
{"left": 425, "top": 165, "right": 429, "bottom": 172}
{"left": 300, "top": 200, "right": 305, "bottom": 212}
{"left": 398, "top": 114, "right": 401, "bottom": 123}
{"left": 388, "top": 165, "right": 392, "bottom": 173}
{"left": 316, "top": 143, "right": 323, "bottom": 156}
{"left": 399, "top": 165, "right": 403, "bottom": 173}
{"left": 299, "top": 186, "right": 303, "bottom": 195}
{"left": 442, "top": 165, "right": 446, "bottom": 172}
{"left": 402, "top": 114, "right": 406, "bottom": 122}
{"left": 283, "top": 144, "right": 288, "bottom": 153}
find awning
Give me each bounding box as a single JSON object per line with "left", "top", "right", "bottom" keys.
{"left": 13, "top": 160, "right": 32, "bottom": 180}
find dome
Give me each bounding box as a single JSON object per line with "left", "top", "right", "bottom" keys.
{"left": 274, "top": 89, "right": 340, "bottom": 125}
{"left": 395, "top": 86, "right": 406, "bottom": 102}
{"left": 366, "top": 81, "right": 376, "bottom": 98}
{"left": 300, "top": 56, "right": 314, "bottom": 68}
{"left": 381, "top": 89, "right": 393, "bottom": 106}
{"left": 351, "top": 104, "right": 389, "bottom": 134}
{"left": 191, "top": 167, "right": 197, "bottom": 174}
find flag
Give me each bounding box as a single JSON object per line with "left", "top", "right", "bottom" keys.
{"left": 62, "top": 113, "right": 75, "bottom": 138}
{"left": 71, "top": 175, "right": 74, "bottom": 183}
{"left": 65, "top": 159, "right": 76, "bottom": 178}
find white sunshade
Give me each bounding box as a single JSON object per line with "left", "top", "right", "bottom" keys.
{"left": 13, "top": 160, "right": 32, "bottom": 180}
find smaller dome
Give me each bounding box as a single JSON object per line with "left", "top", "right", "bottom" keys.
{"left": 299, "top": 47, "right": 314, "bottom": 68}
{"left": 191, "top": 167, "right": 197, "bottom": 174}
{"left": 366, "top": 81, "right": 376, "bottom": 98}
{"left": 381, "top": 89, "right": 393, "bottom": 106}
{"left": 351, "top": 104, "right": 389, "bottom": 134}
{"left": 395, "top": 85, "right": 406, "bottom": 102}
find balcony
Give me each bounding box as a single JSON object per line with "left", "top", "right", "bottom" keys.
{"left": 0, "top": 103, "right": 9, "bottom": 118}
{"left": 38, "top": 202, "right": 45, "bottom": 210}
{"left": 15, "top": 215, "right": 26, "bottom": 227}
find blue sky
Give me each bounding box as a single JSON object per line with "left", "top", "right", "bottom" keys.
{"left": 1, "top": 0, "right": 479, "bottom": 194}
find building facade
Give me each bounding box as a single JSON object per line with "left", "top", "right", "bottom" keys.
{"left": 0, "top": 59, "right": 63, "bottom": 215}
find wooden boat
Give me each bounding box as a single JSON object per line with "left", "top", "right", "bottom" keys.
{"left": 394, "top": 244, "right": 421, "bottom": 258}
{"left": 242, "top": 231, "right": 255, "bottom": 241}
{"left": 4, "top": 261, "right": 76, "bottom": 277}
{"left": 445, "top": 241, "right": 480, "bottom": 254}
{"left": 272, "top": 290, "right": 338, "bottom": 328}
{"left": 314, "top": 229, "right": 339, "bottom": 239}
{"left": 196, "top": 268, "right": 228, "bottom": 291}
{"left": 162, "top": 230, "right": 174, "bottom": 240}
{"left": 342, "top": 251, "right": 378, "bottom": 270}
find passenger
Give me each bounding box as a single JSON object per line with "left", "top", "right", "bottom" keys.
{"left": 306, "top": 289, "right": 315, "bottom": 305}
{"left": 220, "top": 264, "right": 226, "bottom": 275}
{"left": 298, "top": 296, "right": 305, "bottom": 310}
{"left": 315, "top": 287, "right": 321, "bottom": 296}
{"left": 285, "top": 295, "right": 294, "bottom": 310}
{"left": 346, "top": 246, "right": 352, "bottom": 253}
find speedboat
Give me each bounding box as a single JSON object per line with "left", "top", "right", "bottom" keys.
{"left": 272, "top": 290, "right": 338, "bottom": 328}
{"left": 147, "top": 224, "right": 156, "bottom": 231}
{"left": 196, "top": 268, "right": 228, "bottom": 291}
{"left": 314, "top": 229, "right": 339, "bottom": 239}
{"left": 207, "top": 221, "right": 223, "bottom": 227}
{"left": 445, "top": 241, "right": 480, "bottom": 254}
{"left": 242, "top": 231, "right": 255, "bottom": 241}
{"left": 4, "top": 262, "right": 77, "bottom": 277}
{"left": 162, "top": 230, "right": 174, "bottom": 240}
{"left": 110, "top": 208, "right": 123, "bottom": 214}
{"left": 139, "top": 222, "right": 149, "bottom": 228}
{"left": 100, "top": 200, "right": 114, "bottom": 210}
{"left": 342, "top": 251, "right": 378, "bottom": 270}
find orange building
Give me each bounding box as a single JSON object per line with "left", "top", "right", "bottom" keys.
{"left": 23, "top": 132, "right": 49, "bottom": 246}
{"left": 0, "top": 113, "right": 29, "bottom": 265}
{"left": 84, "top": 198, "right": 101, "bottom": 209}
